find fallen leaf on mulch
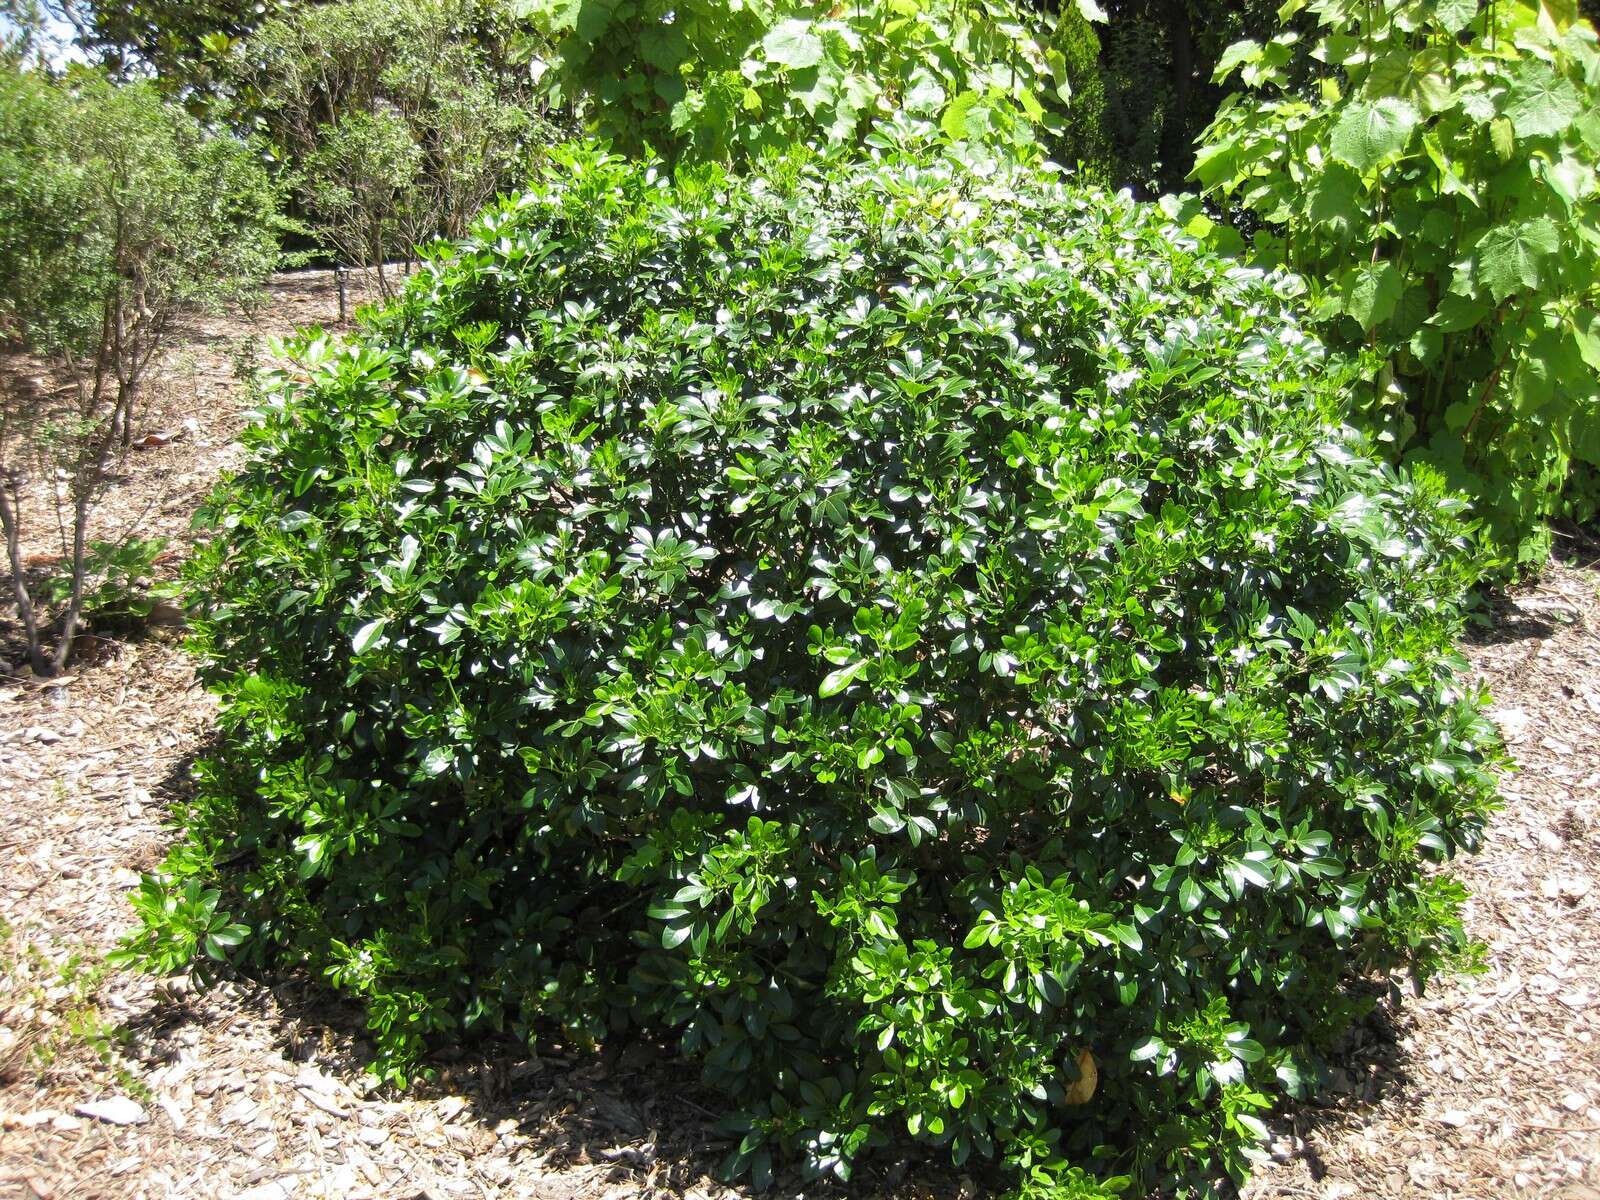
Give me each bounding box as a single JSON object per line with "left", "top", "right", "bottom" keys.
{"left": 76, "top": 1097, "right": 148, "bottom": 1125}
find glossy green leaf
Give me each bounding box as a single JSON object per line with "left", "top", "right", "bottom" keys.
{"left": 350, "top": 618, "right": 387, "bottom": 655}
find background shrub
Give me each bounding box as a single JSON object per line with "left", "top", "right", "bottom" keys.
{"left": 516, "top": 0, "right": 1075, "bottom": 164}
{"left": 226, "top": 0, "right": 557, "bottom": 295}
{"left": 0, "top": 62, "right": 280, "bottom": 673}
{"left": 1051, "top": 3, "right": 1113, "bottom": 180}
{"left": 125, "top": 147, "right": 1501, "bottom": 1197}
{"left": 1192, "top": 0, "right": 1600, "bottom": 572}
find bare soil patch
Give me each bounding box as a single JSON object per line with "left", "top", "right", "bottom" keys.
{"left": 3, "top": 272, "right": 1598, "bottom": 1200}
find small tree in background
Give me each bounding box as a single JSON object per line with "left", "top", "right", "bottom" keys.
{"left": 298, "top": 109, "right": 424, "bottom": 302}
{"left": 0, "top": 63, "right": 280, "bottom": 675}
{"left": 229, "top": 0, "right": 555, "bottom": 310}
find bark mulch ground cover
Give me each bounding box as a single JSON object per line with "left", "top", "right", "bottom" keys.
{"left": 3, "top": 273, "right": 1598, "bottom": 1199}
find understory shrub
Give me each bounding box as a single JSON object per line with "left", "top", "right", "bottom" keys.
{"left": 1192, "top": 0, "right": 1600, "bottom": 572}
{"left": 0, "top": 64, "right": 280, "bottom": 673}
{"left": 125, "top": 146, "right": 1502, "bottom": 1197}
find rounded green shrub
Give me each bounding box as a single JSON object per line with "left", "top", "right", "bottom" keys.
{"left": 136, "top": 146, "right": 1501, "bottom": 1198}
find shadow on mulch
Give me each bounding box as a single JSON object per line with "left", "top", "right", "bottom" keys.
{"left": 0, "top": 617, "right": 186, "bottom": 684}
{"left": 122, "top": 953, "right": 1429, "bottom": 1200}
{"left": 130, "top": 962, "right": 965, "bottom": 1199}
{"left": 124, "top": 740, "right": 944, "bottom": 1196}
{"left": 1552, "top": 519, "right": 1600, "bottom": 572}
{"left": 1464, "top": 605, "right": 1561, "bottom": 647}
{"left": 1253, "top": 980, "right": 1425, "bottom": 1185}
{"left": 1458, "top": 527, "right": 1598, "bottom": 648}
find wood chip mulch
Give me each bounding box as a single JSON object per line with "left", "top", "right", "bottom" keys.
{"left": 1244, "top": 554, "right": 1600, "bottom": 1200}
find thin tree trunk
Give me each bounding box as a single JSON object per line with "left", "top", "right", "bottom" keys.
{"left": 51, "top": 488, "right": 91, "bottom": 674}
{"left": 1163, "top": 0, "right": 1196, "bottom": 194}
{"left": 0, "top": 478, "right": 48, "bottom": 675}
{"left": 114, "top": 295, "right": 133, "bottom": 447}
{"left": 49, "top": 416, "right": 120, "bottom": 674}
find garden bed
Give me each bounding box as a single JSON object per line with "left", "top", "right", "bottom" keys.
{"left": 1, "top": 272, "right": 1597, "bottom": 1200}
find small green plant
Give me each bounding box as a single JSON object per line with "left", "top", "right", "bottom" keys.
{"left": 109, "top": 879, "right": 250, "bottom": 976}
{"left": 127, "top": 145, "right": 1500, "bottom": 1198}
{"left": 35, "top": 955, "right": 128, "bottom": 1076}
{"left": 0, "top": 925, "right": 147, "bottom": 1098}
{"left": 41, "top": 537, "right": 175, "bottom": 628}
{"left": 1192, "top": 0, "right": 1600, "bottom": 572}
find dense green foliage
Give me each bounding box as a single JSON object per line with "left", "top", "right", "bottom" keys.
{"left": 0, "top": 67, "right": 277, "bottom": 359}
{"left": 36, "top": 0, "right": 1310, "bottom": 197}
{"left": 516, "top": 0, "right": 1079, "bottom": 163}
{"left": 1052, "top": 4, "right": 1112, "bottom": 178}
{"left": 35, "top": 0, "right": 1290, "bottom": 195}
{"left": 0, "top": 62, "right": 279, "bottom": 672}
{"left": 50, "top": 0, "right": 281, "bottom": 101}
{"left": 122, "top": 146, "right": 1501, "bottom": 1196}
{"left": 1193, "top": 0, "right": 1600, "bottom": 570}
{"left": 51, "top": 0, "right": 290, "bottom": 100}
